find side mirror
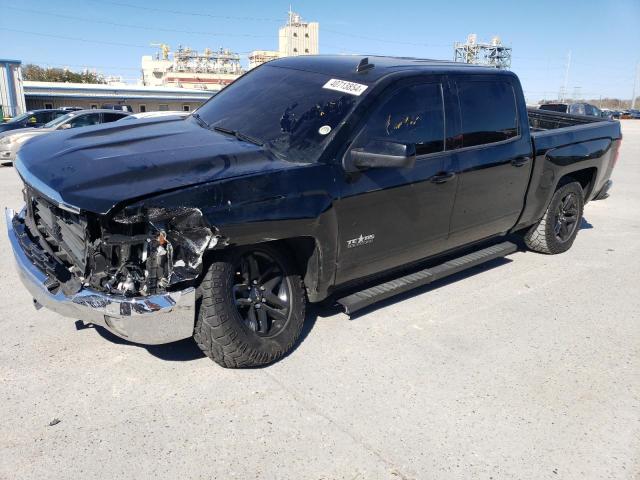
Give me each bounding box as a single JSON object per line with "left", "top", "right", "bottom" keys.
{"left": 59, "top": 124, "right": 72, "bottom": 130}
{"left": 344, "top": 140, "right": 416, "bottom": 172}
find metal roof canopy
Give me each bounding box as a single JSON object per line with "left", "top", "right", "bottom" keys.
{"left": 23, "top": 81, "right": 215, "bottom": 102}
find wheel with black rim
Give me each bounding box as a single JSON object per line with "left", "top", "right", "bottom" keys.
{"left": 194, "top": 244, "right": 305, "bottom": 368}
{"left": 523, "top": 180, "right": 584, "bottom": 254}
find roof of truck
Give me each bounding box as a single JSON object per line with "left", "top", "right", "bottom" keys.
{"left": 269, "top": 55, "right": 513, "bottom": 83}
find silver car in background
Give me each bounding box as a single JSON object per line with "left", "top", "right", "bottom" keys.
{"left": 0, "top": 109, "right": 130, "bottom": 164}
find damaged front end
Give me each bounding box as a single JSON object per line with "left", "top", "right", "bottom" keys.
{"left": 87, "top": 206, "right": 219, "bottom": 296}
{"left": 21, "top": 185, "right": 220, "bottom": 298}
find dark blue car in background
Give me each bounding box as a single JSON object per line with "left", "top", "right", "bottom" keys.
{"left": 0, "top": 109, "right": 68, "bottom": 134}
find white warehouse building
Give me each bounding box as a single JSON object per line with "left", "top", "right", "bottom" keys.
{"left": 23, "top": 81, "right": 215, "bottom": 113}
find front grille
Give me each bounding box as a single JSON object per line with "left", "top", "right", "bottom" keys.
{"left": 25, "top": 186, "right": 88, "bottom": 273}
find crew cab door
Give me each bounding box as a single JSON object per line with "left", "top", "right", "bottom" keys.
{"left": 446, "top": 75, "right": 533, "bottom": 248}
{"left": 334, "top": 78, "right": 458, "bottom": 285}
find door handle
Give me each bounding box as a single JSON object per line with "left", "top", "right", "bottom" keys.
{"left": 430, "top": 171, "right": 456, "bottom": 184}
{"left": 511, "top": 157, "right": 531, "bottom": 167}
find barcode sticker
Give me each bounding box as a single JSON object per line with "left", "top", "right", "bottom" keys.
{"left": 322, "top": 78, "right": 368, "bottom": 96}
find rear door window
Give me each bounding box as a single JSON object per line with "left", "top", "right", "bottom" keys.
{"left": 68, "top": 113, "right": 101, "bottom": 128}
{"left": 457, "top": 80, "right": 518, "bottom": 147}
{"left": 34, "top": 112, "right": 51, "bottom": 124}
{"left": 102, "top": 112, "right": 127, "bottom": 123}
{"left": 569, "top": 104, "right": 586, "bottom": 115}
{"left": 584, "top": 104, "right": 601, "bottom": 117}
{"left": 353, "top": 83, "right": 445, "bottom": 156}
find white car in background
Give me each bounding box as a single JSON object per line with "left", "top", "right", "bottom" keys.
{"left": 116, "top": 111, "right": 190, "bottom": 122}
{"left": 0, "top": 109, "right": 129, "bottom": 164}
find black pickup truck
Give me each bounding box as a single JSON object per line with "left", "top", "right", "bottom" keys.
{"left": 6, "top": 56, "right": 621, "bottom": 368}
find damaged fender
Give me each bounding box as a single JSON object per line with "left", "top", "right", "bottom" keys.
{"left": 90, "top": 206, "right": 222, "bottom": 296}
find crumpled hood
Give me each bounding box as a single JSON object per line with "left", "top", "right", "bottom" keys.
{"left": 16, "top": 117, "right": 295, "bottom": 214}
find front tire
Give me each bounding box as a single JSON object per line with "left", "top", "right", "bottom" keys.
{"left": 194, "top": 244, "right": 306, "bottom": 368}
{"left": 524, "top": 180, "right": 584, "bottom": 254}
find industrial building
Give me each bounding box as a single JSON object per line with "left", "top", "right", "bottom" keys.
{"left": 278, "top": 10, "right": 319, "bottom": 57}
{"left": 248, "top": 50, "right": 281, "bottom": 70}
{"left": 249, "top": 10, "right": 319, "bottom": 69}
{"left": 141, "top": 46, "right": 244, "bottom": 91}
{"left": 454, "top": 34, "right": 512, "bottom": 69}
{"left": 0, "top": 59, "right": 26, "bottom": 119}
{"left": 2, "top": 9, "right": 319, "bottom": 119}
{"left": 23, "top": 81, "right": 214, "bottom": 113}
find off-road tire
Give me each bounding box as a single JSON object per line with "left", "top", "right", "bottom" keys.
{"left": 524, "top": 180, "right": 584, "bottom": 254}
{"left": 194, "top": 244, "right": 306, "bottom": 368}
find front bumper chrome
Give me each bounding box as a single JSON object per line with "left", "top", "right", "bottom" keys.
{"left": 5, "top": 207, "right": 196, "bottom": 345}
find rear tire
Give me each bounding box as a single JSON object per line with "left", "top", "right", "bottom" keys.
{"left": 194, "top": 244, "right": 306, "bottom": 368}
{"left": 524, "top": 180, "right": 584, "bottom": 254}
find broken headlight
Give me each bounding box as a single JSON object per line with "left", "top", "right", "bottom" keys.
{"left": 87, "top": 207, "right": 216, "bottom": 296}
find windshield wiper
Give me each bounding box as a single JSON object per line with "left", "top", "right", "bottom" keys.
{"left": 213, "top": 125, "right": 264, "bottom": 147}
{"left": 192, "top": 112, "right": 208, "bottom": 128}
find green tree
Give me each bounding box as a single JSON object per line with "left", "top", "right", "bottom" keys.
{"left": 23, "top": 64, "right": 106, "bottom": 84}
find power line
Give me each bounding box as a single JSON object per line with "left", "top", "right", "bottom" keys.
{"left": 0, "top": 28, "right": 149, "bottom": 48}
{"left": 322, "top": 27, "right": 450, "bottom": 48}
{"left": 0, "top": 27, "right": 255, "bottom": 54}
{"left": 2, "top": 5, "right": 273, "bottom": 38}
{"left": 85, "top": 0, "right": 283, "bottom": 22}
{"left": 4, "top": 0, "right": 451, "bottom": 49}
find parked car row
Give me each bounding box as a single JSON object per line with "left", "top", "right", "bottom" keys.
{"left": 0, "top": 109, "right": 188, "bottom": 164}
{"left": 619, "top": 109, "right": 640, "bottom": 119}
{"left": 538, "top": 102, "right": 640, "bottom": 120}
{"left": 0, "top": 109, "right": 69, "bottom": 133}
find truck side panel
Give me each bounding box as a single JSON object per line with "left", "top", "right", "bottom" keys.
{"left": 120, "top": 163, "right": 341, "bottom": 302}
{"left": 513, "top": 121, "right": 621, "bottom": 232}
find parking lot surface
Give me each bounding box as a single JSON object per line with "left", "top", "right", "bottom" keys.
{"left": 1, "top": 121, "right": 638, "bottom": 480}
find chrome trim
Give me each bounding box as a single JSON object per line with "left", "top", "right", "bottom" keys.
{"left": 6, "top": 207, "right": 196, "bottom": 345}
{"left": 14, "top": 155, "right": 81, "bottom": 214}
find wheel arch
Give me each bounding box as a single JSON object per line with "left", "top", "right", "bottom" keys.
{"left": 557, "top": 167, "right": 598, "bottom": 198}
{"left": 204, "top": 235, "right": 329, "bottom": 302}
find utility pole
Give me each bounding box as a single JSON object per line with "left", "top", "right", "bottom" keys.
{"left": 632, "top": 61, "right": 639, "bottom": 110}
{"left": 561, "top": 50, "right": 571, "bottom": 102}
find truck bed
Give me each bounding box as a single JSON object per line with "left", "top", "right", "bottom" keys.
{"left": 528, "top": 107, "right": 621, "bottom": 154}
{"left": 528, "top": 107, "right": 604, "bottom": 132}
{"left": 514, "top": 108, "right": 622, "bottom": 235}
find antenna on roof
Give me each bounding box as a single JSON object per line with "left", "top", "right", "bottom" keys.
{"left": 356, "top": 57, "right": 375, "bottom": 73}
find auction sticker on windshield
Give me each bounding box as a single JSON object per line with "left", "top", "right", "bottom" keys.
{"left": 322, "top": 79, "right": 368, "bottom": 96}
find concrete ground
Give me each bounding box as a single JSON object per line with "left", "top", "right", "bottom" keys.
{"left": 0, "top": 121, "right": 638, "bottom": 480}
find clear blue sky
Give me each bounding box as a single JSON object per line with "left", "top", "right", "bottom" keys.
{"left": 1, "top": 0, "right": 638, "bottom": 102}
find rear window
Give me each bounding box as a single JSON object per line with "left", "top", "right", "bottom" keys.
{"left": 539, "top": 104, "right": 568, "bottom": 113}
{"left": 458, "top": 81, "right": 518, "bottom": 147}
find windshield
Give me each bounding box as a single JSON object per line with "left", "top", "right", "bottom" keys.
{"left": 194, "top": 65, "right": 361, "bottom": 163}
{"left": 43, "top": 113, "right": 74, "bottom": 129}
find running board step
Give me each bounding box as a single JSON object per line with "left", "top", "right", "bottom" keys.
{"left": 337, "top": 241, "right": 518, "bottom": 314}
